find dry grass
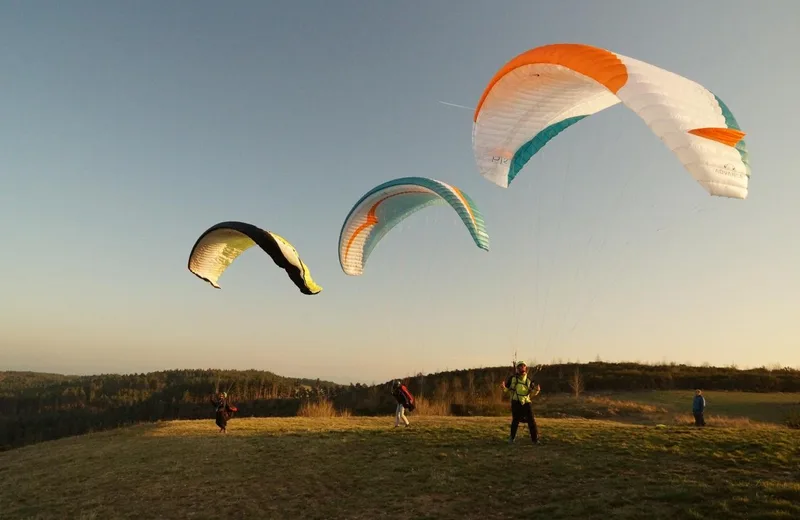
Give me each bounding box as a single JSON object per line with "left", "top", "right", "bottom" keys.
{"left": 585, "top": 397, "right": 667, "bottom": 415}
{"left": 297, "top": 399, "right": 351, "bottom": 418}
{"left": 583, "top": 396, "right": 667, "bottom": 415}
{"left": 1, "top": 416, "right": 798, "bottom": 520}
{"left": 670, "top": 414, "right": 785, "bottom": 429}
{"left": 412, "top": 396, "right": 450, "bottom": 416}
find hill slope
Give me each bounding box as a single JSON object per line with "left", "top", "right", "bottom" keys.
{"left": 3, "top": 363, "right": 799, "bottom": 451}
{"left": 1, "top": 417, "right": 797, "bottom": 519}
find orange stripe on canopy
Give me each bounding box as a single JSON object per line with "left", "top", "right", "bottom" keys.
{"left": 688, "top": 127, "right": 746, "bottom": 147}
{"left": 474, "top": 43, "right": 629, "bottom": 122}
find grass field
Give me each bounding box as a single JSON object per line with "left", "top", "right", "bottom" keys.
{"left": 1, "top": 414, "right": 798, "bottom": 520}
{"left": 440, "top": 390, "right": 800, "bottom": 428}
{"left": 530, "top": 390, "right": 800, "bottom": 427}
{"left": 605, "top": 390, "right": 799, "bottom": 424}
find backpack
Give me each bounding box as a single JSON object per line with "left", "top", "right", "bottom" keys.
{"left": 400, "top": 385, "right": 416, "bottom": 411}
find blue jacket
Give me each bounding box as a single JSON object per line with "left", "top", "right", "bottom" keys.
{"left": 693, "top": 395, "right": 705, "bottom": 413}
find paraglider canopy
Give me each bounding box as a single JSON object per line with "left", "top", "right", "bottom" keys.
{"left": 187, "top": 221, "right": 322, "bottom": 295}
{"left": 472, "top": 43, "right": 750, "bottom": 199}
{"left": 338, "top": 176, "right": 490, "bottom": 276}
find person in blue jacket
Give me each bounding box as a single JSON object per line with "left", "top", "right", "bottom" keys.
{"left": 692, "top": 389, "right": 706, "bottom": 426}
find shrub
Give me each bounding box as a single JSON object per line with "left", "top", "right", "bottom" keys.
{"left": 297, "top": 399, "right": 351, "bottom": 418}
{"left": 785, "top": 407, "right": 800, "bottom": 429}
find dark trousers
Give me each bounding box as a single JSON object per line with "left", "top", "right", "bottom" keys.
{"left": 511, "top": 400, "right": 538, "bottom": 442}
{"left": 693, "top": 412, "right": 705, "bottom": 426}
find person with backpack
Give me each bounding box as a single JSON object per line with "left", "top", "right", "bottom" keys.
{"left": 210, "top": 391, "right": 238, "bottom": 433}
{"left": 502, "top": 360, "right": 541, "bottom": 444}
{"left": 391, "top": 380, "right": 415, "bottom": 427}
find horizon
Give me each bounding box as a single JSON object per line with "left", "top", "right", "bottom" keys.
{"left": 4, "top": 357, "right": 798, "bottom": 387}
{"left": 3, "top": 1, "right": 799, "bottom": 384}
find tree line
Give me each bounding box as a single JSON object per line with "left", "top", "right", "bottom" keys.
{"left": 2, "top": 362, "right": 798, "bottom": 451}
{"left": 0, "top": 368, "right": 345, "bottom": 450}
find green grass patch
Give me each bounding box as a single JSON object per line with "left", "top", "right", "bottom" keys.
{"left": 449, "top": 390, "right": 799, "bottom": 429}
{"left": 603, "top": 390, "right": 799, "bottom": 424}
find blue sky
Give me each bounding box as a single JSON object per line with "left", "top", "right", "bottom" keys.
{"left": 2, "top": 1, "right": 798, "bottom": 384}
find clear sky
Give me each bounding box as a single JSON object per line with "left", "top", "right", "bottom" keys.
{"left": 2, "top": 1, "right": 798, "bottom": 384}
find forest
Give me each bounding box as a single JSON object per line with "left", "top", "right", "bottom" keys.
{"left": 2, "top": 361, "right": 799, "bottom": 451}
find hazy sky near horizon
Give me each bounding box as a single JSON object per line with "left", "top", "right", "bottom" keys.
{"left": 2, "top": 1, "right": 798, "bottom": 384}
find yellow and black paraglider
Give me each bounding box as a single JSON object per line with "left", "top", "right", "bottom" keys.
{"left": 187, "top": 221, "right": 321, "bottom": 295}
